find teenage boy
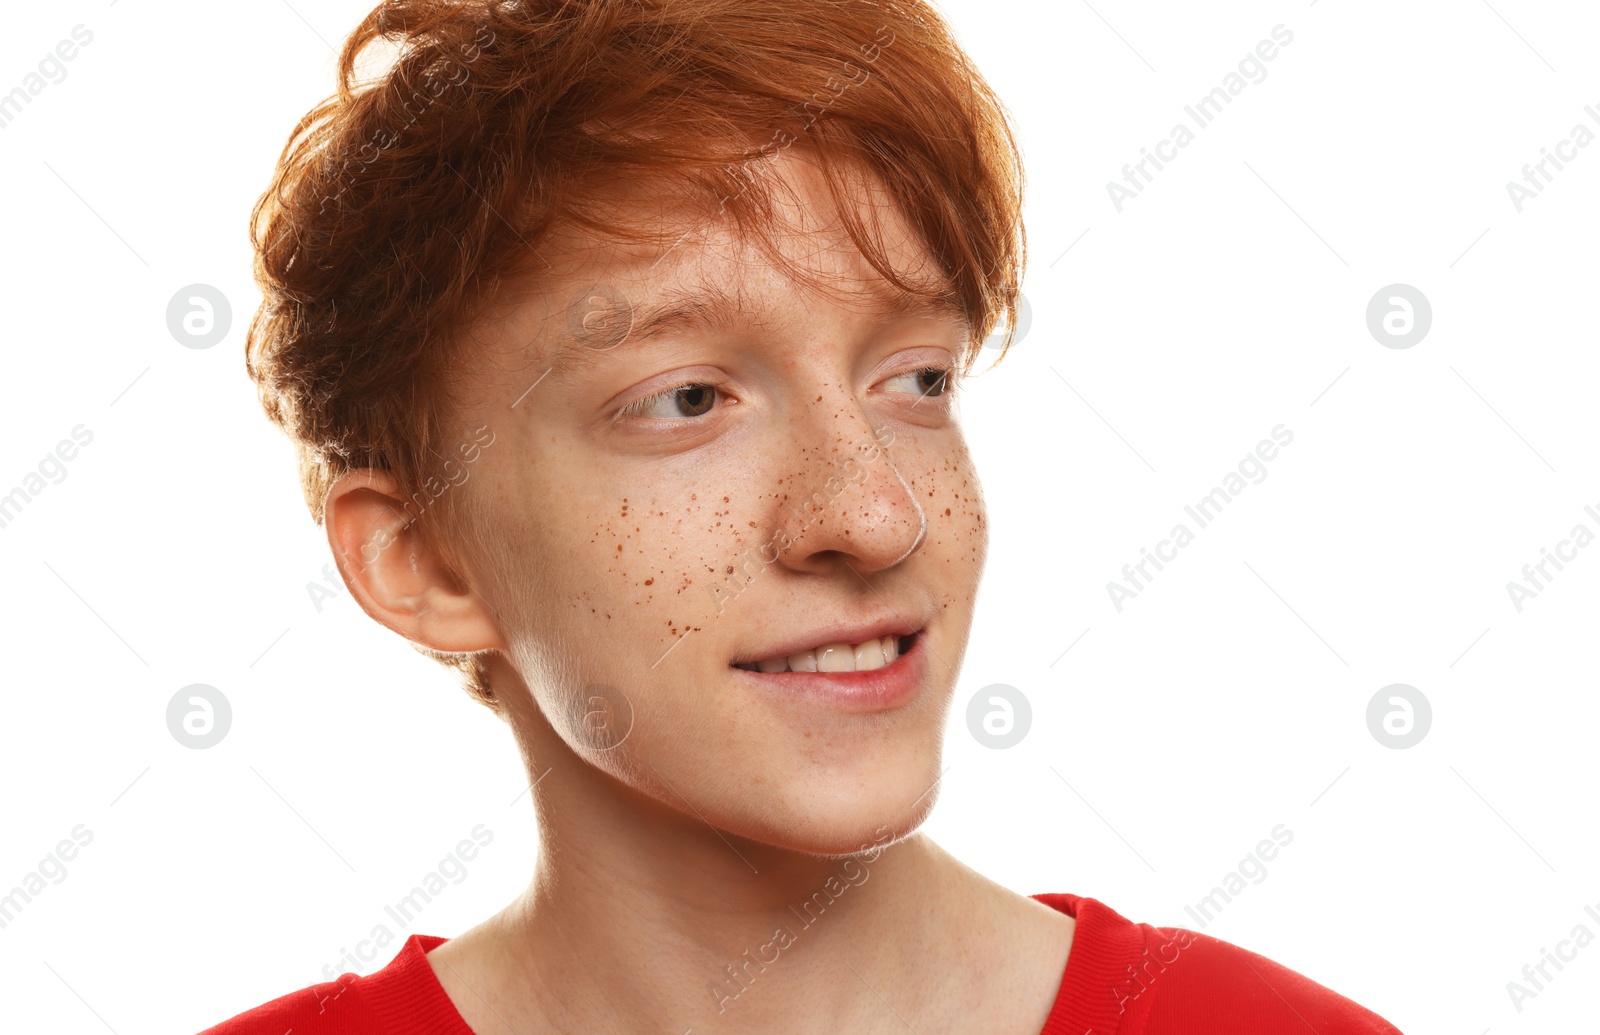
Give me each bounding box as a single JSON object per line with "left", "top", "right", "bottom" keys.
{"left": 204, "top": 1, "right": 1404, "bottom": 1031}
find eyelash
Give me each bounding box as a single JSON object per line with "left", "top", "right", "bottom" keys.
{"left": 888, "top": 365, "right": 958, "bottom": 402}
{"left": 613, "top": 365, "right": 958, "bottom": 424}
{"left": 614, "top": 376, "right": 735, "bottom": 423}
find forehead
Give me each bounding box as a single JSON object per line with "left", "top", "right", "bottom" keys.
{"left": 502, "top": 149, "right": 970, "bottom": 371}
{"left": 544, "top": 270, "right": 968, "bottom": 368}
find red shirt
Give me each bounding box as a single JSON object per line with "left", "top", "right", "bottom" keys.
{"left": 198, "top": 893, "right": 1404, "bottom": 1033}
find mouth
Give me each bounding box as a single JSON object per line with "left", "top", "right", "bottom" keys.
{"left": 728, "top": 614, "right": 930, "bottom": 713}
{"left": 732, "top": 632, "right": 919, "bottom": 674}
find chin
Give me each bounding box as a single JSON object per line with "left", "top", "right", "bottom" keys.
{"left": 712, "top": 751, "right": 943, "bottom": 859}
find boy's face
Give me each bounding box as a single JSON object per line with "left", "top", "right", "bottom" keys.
{"left": 448, "top": 151, "right": 989, "bottom": 855}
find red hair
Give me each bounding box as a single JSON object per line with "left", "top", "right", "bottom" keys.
{"left": 245, "top": 0, "right": 1027, "bottom": 709}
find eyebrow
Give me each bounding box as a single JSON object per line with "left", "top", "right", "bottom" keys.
{"left": 547, "top": 280, "right": 970, "bottom": 369}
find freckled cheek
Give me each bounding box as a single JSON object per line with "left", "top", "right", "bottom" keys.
{"left": 906, "top": 451, "right": 987, "bottom": 561}
{"left": 582, "top": 493, "right": 730, "bottom": 639}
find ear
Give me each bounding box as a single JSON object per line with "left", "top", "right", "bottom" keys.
{"left": 323, "top": 469, "right": 507, "bottom": 654}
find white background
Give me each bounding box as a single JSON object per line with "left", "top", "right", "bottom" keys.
{"left": 1, "top": 1, "right": 1596, "bottom": 1032}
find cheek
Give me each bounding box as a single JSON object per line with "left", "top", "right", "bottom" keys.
{"left": 904, "top": 439, "right": 988, "bottom": 572}
{"left": 577, "top": 490, "right": 758, "bottom": 647}
{"left": 482, "top": 432, "right": 766, "bottom": 658}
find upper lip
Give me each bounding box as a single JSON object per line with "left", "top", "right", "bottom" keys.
{"left": 730, "top": 613, "right": 924, "bottom": 666}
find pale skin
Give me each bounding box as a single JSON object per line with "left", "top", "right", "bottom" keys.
{"left": 323, "top": 150, "right": 1074, "bottom": 1033}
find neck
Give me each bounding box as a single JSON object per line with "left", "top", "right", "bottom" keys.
{"left": 468, "top": 724, "right": 994, "bottom": 1033}
{"left": 512, "top": 830, "right": 970, "bottom": 1030}
{"left": 424, "top": 659, "right": 1054, "bottom": 1035}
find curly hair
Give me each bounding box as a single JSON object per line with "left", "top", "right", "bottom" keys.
{"left": 244, "top": 0, "right": 1027, "bottom": 710}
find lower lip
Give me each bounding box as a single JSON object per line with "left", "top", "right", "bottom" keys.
{"left": 731, "top": 635, "right": 926, "bottom": 713}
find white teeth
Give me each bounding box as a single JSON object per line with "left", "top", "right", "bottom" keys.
{"left": 740, "top": 635, "right": 905, "bottom": 673}
{"left": 816, "top": 643, "right": 855, "bottom": 672}
{"left": 854, "top": 639, "right": 887, "bottom": 670}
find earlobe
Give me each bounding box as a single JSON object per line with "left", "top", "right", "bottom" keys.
{"left": 322, "top": 470, "right": 507, "bottom": 654}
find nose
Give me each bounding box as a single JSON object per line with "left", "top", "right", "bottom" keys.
{"left": 768, "top": 385, "right": 926, "bottom": 578}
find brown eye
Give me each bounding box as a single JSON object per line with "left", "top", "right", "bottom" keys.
{"left": 617, "top": 381, "right": 727, "bottom": 421}
{"left": 883, "top": 365, "right": 954, "bottom": 400}
{"left": 916, "top": 367, "right": 949, "bottom": 396}
{"left": 675, "top": 384, "right": 716, "bottom": 416}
